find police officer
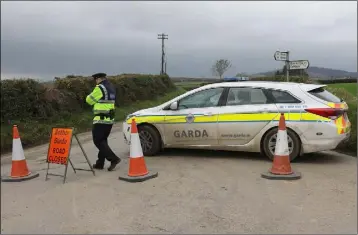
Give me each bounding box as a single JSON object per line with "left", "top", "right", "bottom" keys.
{"left": 86, "top": 73, "right": 121, "bottom": 171}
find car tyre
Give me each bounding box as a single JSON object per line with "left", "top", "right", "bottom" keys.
{"left": 262, "top": 127, "right": 301, "bottom": 161}
{"left": 137, "top": 125, "right": 161, "bottom": 156}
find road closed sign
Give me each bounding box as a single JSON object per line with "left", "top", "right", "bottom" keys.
{"left": 45, "top": 127, "right": 95, "bottom": 184}
{"left": 47, "top": 127, "right": 73, "bottom": 165}
{"left": 289, "top": 60, "right": 310, "bottom": 70}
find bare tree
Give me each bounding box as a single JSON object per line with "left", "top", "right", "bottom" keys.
{"left": 211, "top": 59, "right": 232, "bottom": 79}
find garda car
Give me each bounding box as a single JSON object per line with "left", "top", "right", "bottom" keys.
{"left": 122, "top": 81, "right": 351, "bottom": 161}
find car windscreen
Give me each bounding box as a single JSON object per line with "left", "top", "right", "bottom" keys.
{"left": 308, "top": 87, "right": 341, "bottom": 103}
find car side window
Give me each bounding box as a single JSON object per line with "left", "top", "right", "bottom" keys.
{"left": 178, "top": 88, "right": 224, "bottom": 110}
{"left": 226, "top": 87, "right": 268, "bottom": 106}
{"left": 270, "top": 90, "right": 301, "bottom": 103}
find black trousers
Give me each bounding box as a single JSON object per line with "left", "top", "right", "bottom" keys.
{"left": 92, "top": 123, "right": 119, "bottom": 167}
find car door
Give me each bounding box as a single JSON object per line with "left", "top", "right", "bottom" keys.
{"left": 217, "top": 86, "right": 279, "bottom": 145}
{"left": 163, "top": 87, "right": 225, "bottom": 146}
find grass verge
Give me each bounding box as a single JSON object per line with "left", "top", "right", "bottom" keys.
{"left": 0, "top": 88, "right": 186, "bottom": 154}
{"left": 175, "top": 81, "right": 204, "bottom": 91}
{"left": 327, "top": 83, "right": 357, "bottom": 96}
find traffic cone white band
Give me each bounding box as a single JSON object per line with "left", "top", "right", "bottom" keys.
{"left": 12, "top": 138, "right": 26, "bottom": 161}
{"left": 130, "top": 133, "right": 143, "bottom": 159}
{"left": 274, "top": 129, "right": 289, "bottom": 156}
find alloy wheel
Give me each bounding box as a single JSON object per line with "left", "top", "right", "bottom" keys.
{"left": 268, "top": 133, "right": 294, "bottom": 156}
{"left": 139, "top": 130, "right": 153, "bottom": 153}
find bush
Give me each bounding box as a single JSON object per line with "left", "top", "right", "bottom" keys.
{"left": 54, "top": 74, "right": 174, "bottom": 106}
{"left": 0, "top": 79, "right": 67, "bottom": 122}
{"left": 0, "top": 74, "right": 175, "bottom": 152}
{"left": 1, "top": 74, "right": 174, "bottom": 122}
{"left": 317, "top": 78, "right": 357, "bottom": 84}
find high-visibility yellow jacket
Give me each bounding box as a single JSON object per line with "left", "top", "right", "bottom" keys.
{"left": 86, "top": 80, "right": 116, "bottom": 125}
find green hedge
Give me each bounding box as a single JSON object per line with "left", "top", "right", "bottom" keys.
{"left": 0, "top": 74, "right": 175, "bottom": 152}
{"left": 317, "top": 78, "right": 357, "bottom": 84}
{"left": 1, "top": 74, "right": 173, "bottom": 122}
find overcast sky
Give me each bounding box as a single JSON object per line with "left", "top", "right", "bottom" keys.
{"left": 1, "top": 1, "right": 357, "bottom": 80}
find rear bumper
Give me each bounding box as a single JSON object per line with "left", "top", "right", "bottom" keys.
{"left": 122, "top": 122, "right": 131, "bottom": 145}
{"left": 334, "top": 132, "right": 351, "bottom": 149}
{"left": 302, "top": 132, "right": 351, "bottom": 153}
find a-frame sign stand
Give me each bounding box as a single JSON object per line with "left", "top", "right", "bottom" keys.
{"left": 45, "top": 127, "right": 95, "bottom": 184}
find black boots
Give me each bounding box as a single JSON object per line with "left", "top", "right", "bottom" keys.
{"left": 108, "top": 158, "right": 121, "bottom": 171}
{"left": 92, "top": 164, "right": 104, "bottom": 170}
{"left": 93, "top": 158, "right": 121, "bottom": 171}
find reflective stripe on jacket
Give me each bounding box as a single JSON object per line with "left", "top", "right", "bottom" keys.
{"left": 86, "top": 80, "right": 116, "bottom": 124}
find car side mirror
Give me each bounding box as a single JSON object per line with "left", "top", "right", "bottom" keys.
{"left": 170, "top": 101, "right": 178, "bottom": 110}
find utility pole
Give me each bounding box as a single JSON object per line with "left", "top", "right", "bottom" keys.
{"left": 157, "top": 33, "right": 168, "bottom": 75}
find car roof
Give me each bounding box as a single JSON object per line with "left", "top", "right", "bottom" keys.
{"left": 159, "top": 81, "right": 326, "bottom": 108}
{"left": 200, "top": 81, "right": 305, "bottom": 89}
{"left": 199, "top": 81, "right": 326, "bottom": 91}
{"left": 160, "top": 81, "right": 328, "bottom": 108}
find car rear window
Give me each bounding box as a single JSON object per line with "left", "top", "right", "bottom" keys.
{"left": 308, "top": 87, "right": 341, "bottom": 103}
{"left": 269, "top": 90, "right": 301, "bottom": 103}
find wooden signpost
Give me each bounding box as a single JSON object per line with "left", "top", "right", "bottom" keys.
{"left": 45, "top": 127, "right": 95, "bottom": 183}
{"left": 274, "top": 50, "right": 310, "bottom": 82}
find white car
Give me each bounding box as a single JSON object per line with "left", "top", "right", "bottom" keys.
{"left": 122, "top": 81, "right": 351, "bottom": 161}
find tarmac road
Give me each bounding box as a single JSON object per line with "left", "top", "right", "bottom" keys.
{"left": 1, "top": 127, "right": 357, "bottom": 234}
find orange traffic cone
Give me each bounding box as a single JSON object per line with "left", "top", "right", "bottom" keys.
{"left": 1, "top": 125, "right": 40, "bottom": 182}
{"left": 118, "top": 119, "right": 158, "bottom": 182}
{"left": 261, "top": 113, "right": 301, "bottom": 180}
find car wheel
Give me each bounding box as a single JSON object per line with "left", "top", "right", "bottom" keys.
{"left": 137, "top": 125, "right": 161, "bottom": 156}
{"left": 262, "top": 127, "right": 301, "bottom": 161}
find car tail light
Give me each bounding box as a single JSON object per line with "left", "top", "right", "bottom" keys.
{"left": 305, "top": 108, "right": 345, "bottom": 120}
